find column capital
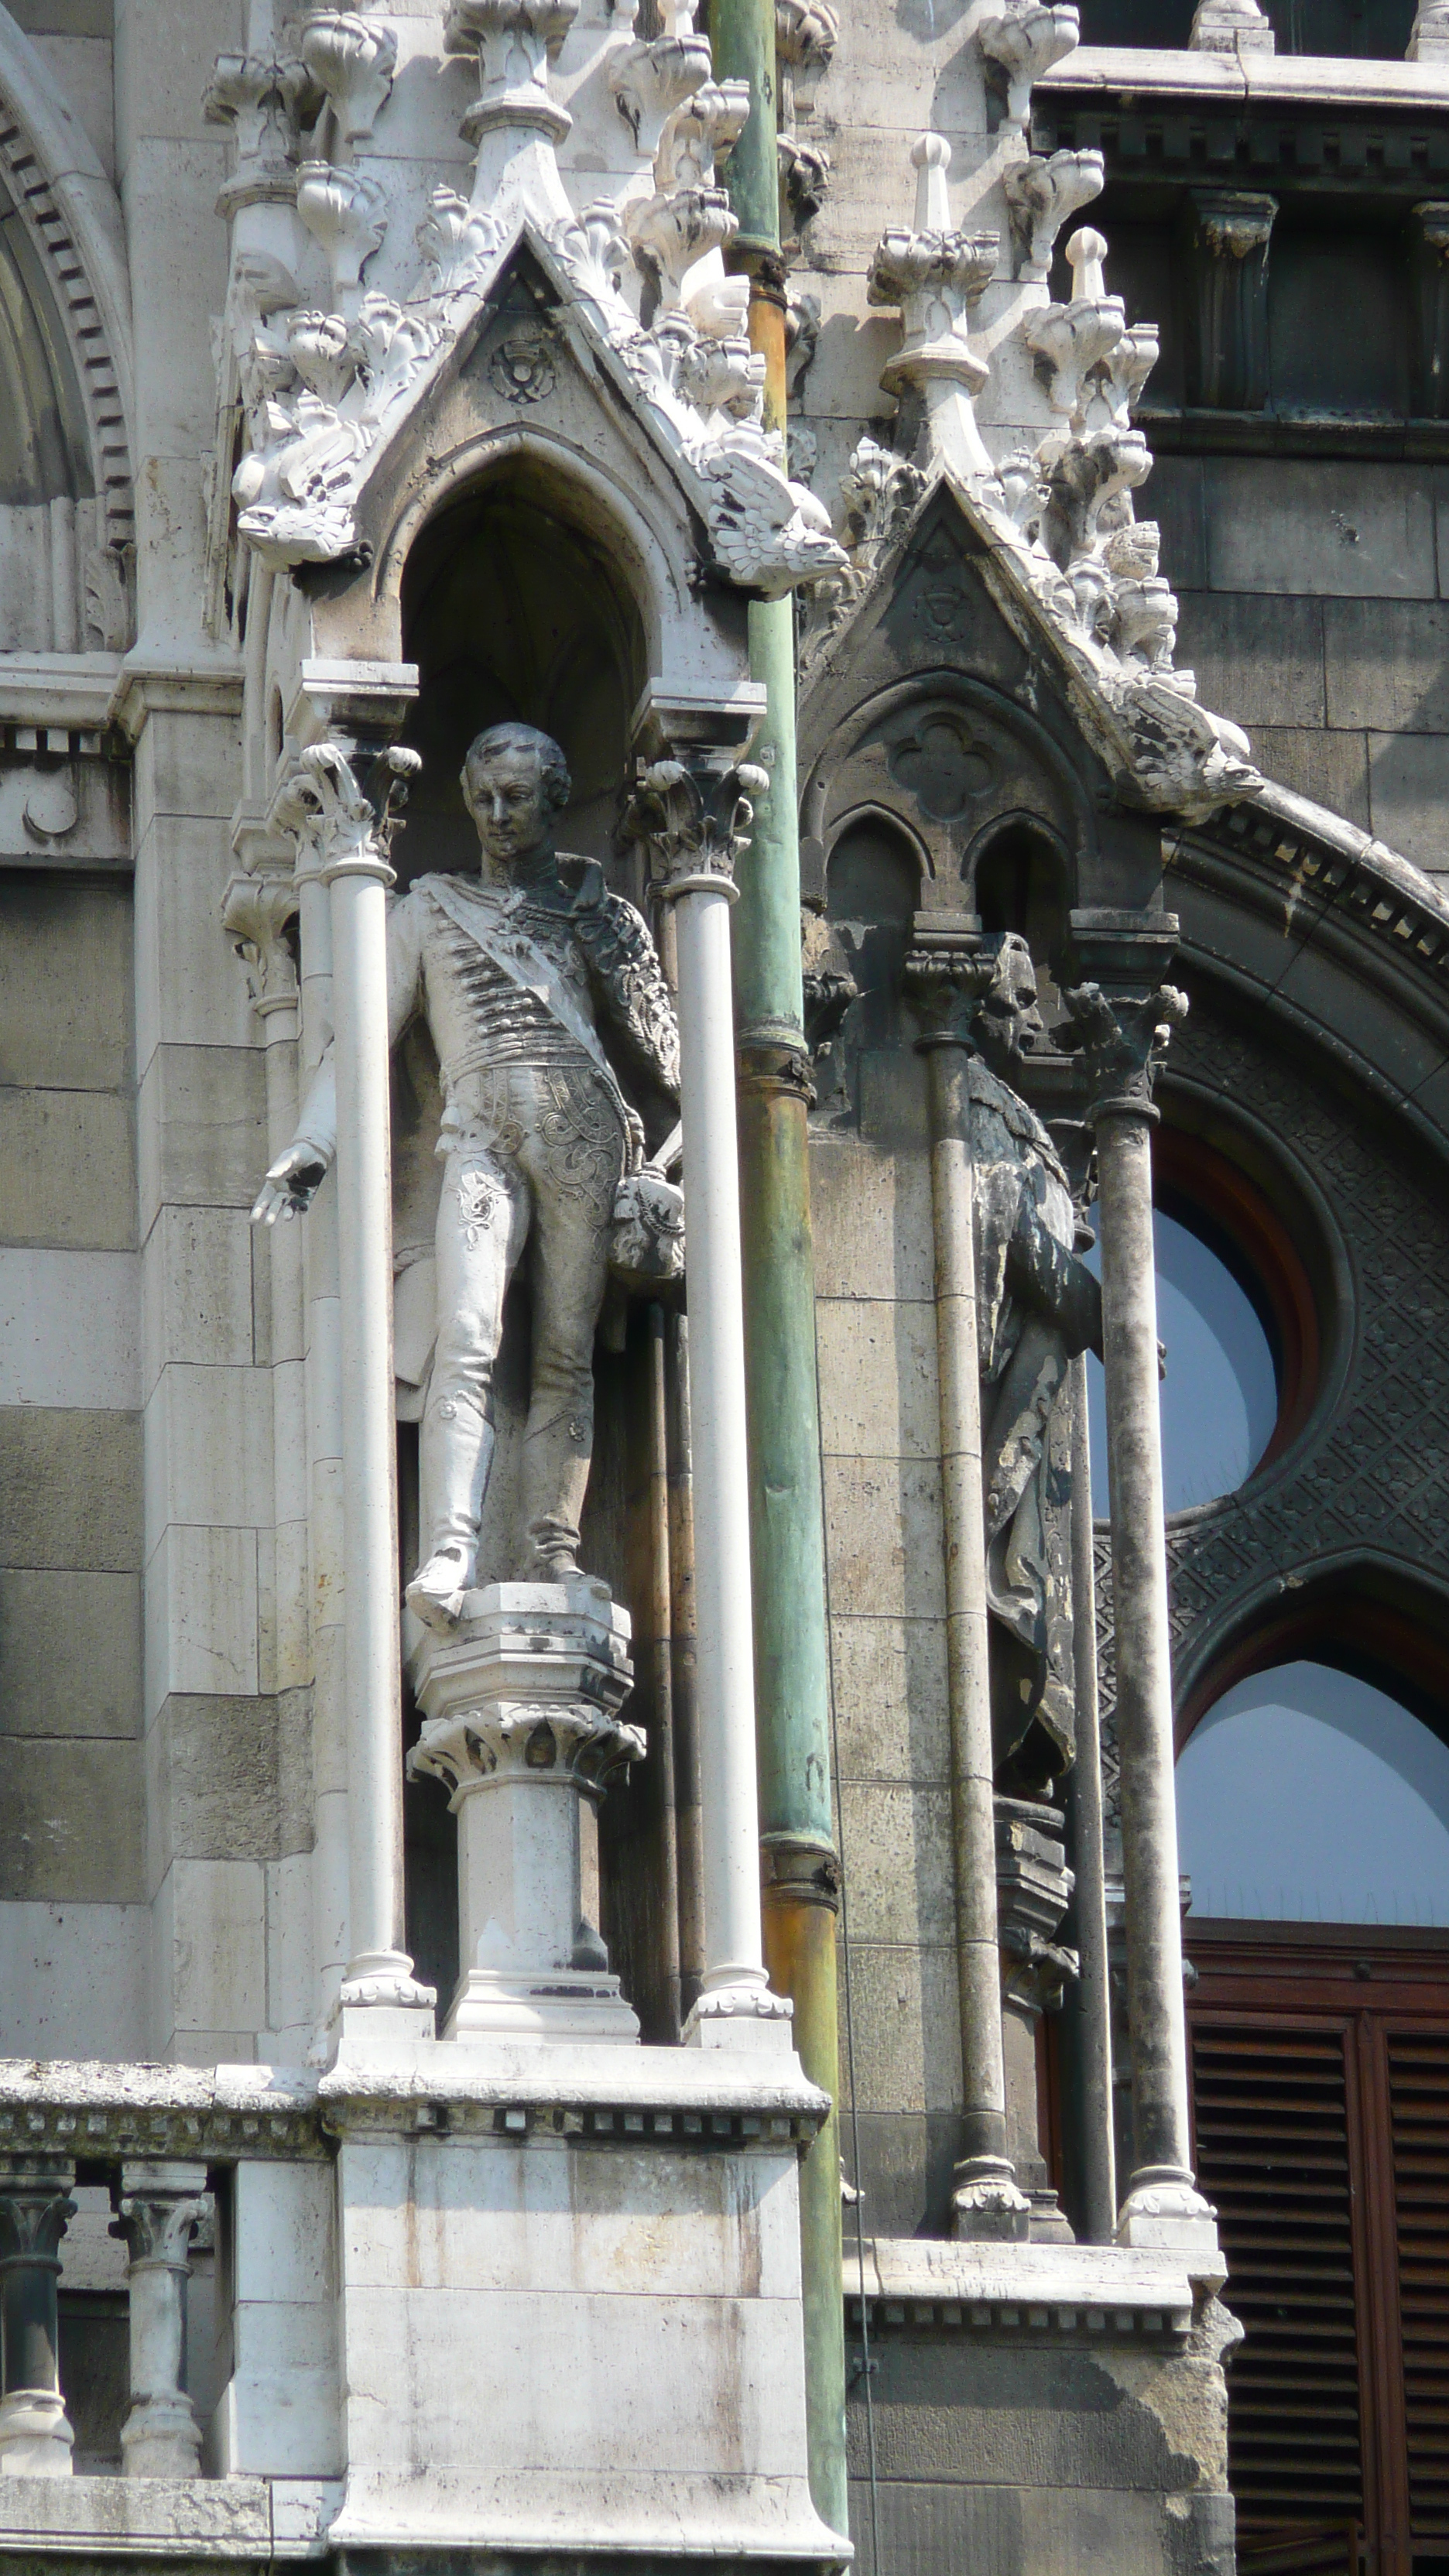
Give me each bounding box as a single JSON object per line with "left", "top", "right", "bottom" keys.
{"left": 903, "top": 927, "right": 990, "bottom": 1046}
{"left": 223, "top": 869, "right": 300, "bottom": 1017}
{"left": 622, "top": 751, "right": 768, "bottom": 902}
{"left": 1060, "top": 978, "right": 1187, "bottom": 1123}
{"left": 111, "top": 2162, "right": 209, "bottom": 2272}
{"left": 0, "top": 2160, "right": 75, "bottom": 2268}
{"left": 268, "top": 738, "right": 420, "bottom": 887}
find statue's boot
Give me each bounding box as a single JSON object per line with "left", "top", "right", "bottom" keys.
{"left": 408, "top": 1391, "right": 494, "bottom": 1629}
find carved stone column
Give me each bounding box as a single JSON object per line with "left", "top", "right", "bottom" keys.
{"left": 1063, "top": 944, "right": 1218, "bottom": 2256}
{"left": 0, "top": 2160, "right": 75, "bottom": 2475}
{"left": 409, "top": 1579, "right": 643, "bottom": 2040}
{"left": 110, "top": 2163, "right": 208, "bottom": 2478}
{"left": 624, "top": 754, "right": 790, "bottom": 2039}
{"left": 996, "top": 1797, "right": 1076, "bottom": 2242}
{"left": 1182, "top": 190, "right": 1276, "bottom": 412}
{"left": 1411, "top": 204, "right": 1449, "bottom": 419}
{"left": 274, "top": 742, "right": 435, "bottom": 2040}
{"left": 905, "top": 939, "right": 1029, "bottom": 2242}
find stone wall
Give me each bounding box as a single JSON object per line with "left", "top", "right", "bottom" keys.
{"left": 1157, "top": 454, "right": 1449, "bottom": 884}
{"left": 0, "top": 868, "right": 145, "bottom": 2054}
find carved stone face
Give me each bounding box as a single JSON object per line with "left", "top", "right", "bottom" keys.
{"left": 977, "top": 937, "right": 1046, "bottom": 1073}
{"left": 463, "top": 742, "right": 552, "bottom": 870}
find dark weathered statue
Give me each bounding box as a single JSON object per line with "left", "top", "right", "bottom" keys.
{"left": 968, "top": 933, "right": 1101, "bottom": 1793}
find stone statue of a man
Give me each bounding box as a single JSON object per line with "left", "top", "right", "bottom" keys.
{"left": 968, "top": 933, "right": 1101, "bottom": 1794}
{"left": 254, "top": 721, "right": 680, "bottom": 1626}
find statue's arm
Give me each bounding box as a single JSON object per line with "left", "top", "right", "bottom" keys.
{"left": 579, "top": 891, "right": 680, "bottom": 1101}
{"left": 252, "top": 892, "right": 423, "bottom": 1226}
{"left": 1005, "top": 1202, "right": 1103, "bottom": 1362}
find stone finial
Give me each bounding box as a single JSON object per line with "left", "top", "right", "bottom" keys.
{"left": 1189, "top": 0, "right": 1275, "bottom": 50}
{"left": 301, "top": 12, "right": 398, "bottom": 150}
{"left": 610, "top": 17, "right": 714, "bottom": 159}
{"left": 444, "top": 0, "right": 580, "bottom": 152}
{"left": 977, "top": 0, "right": 1081, "bottom": 127}
{"left": 1410, "top": 0, "right": 1449, "bottom": 56}
{"left": 295, "top": 159, "right": 387, "bottom": 317}
{"left": 625, "top": 80, "right": 749, "bottom": 311}
{"left": 1002, "top": 147, "right": 1104, "bottom": 283}
{"left": 868, "top": 135, "right": 998, "bottom": 476}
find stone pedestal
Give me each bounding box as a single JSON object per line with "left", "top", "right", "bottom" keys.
{"left": 408, "top": 1579, "right": 644, "bottom": 2042}
{"left": 996, "top": 1797, "right": 1077, "bottom": 2245}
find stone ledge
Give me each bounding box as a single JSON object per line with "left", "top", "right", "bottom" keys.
{"left": 844, "top": 2235, "right": 1200, "bottom": 2335}
{"left": 0, "top": 2062, "right": 324, "bottom": 2163}
{"left": 0, "top": 2476, "right": 341, "bottom": 2561}
{"left": 1040, "top": 41, "right": 1449, "bottom": 105}
{"left": 0, "top": 2041, "right": 831, "bottom": 2160}
{"left": 320, "top": 2036, "right": 831, "bottom": 2144}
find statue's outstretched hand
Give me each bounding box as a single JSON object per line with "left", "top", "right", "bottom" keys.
{"left": 252, "top": 1141, "right": 330, "bottom": 1226}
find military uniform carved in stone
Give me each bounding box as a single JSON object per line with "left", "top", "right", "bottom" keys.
{"left": 254, "top": 722, "right": 680, "bottom": 1624}
{"left": 970, "top": 933, "right": 1101, "bottom": 1793}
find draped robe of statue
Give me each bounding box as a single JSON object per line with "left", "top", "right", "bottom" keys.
{"left": 968, "top": 937, "right": 1102, "bottom": 1796}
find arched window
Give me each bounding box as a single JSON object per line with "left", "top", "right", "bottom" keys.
{"left": 1083, "top": 1125, "right": 1321, "bottom": 1516}
{"left": 824, "top": 815, "right": 920, "bottom": 1053}
{"left": 1177, "top": 1659, "right": 1449, "bottom": 1925}
{"left": 1084, "top": 1202, "right": 1280, "bottom": 1512}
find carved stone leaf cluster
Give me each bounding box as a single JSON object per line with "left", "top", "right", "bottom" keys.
{"left": 213, "top": 3, "right": 844, "bottom": 597}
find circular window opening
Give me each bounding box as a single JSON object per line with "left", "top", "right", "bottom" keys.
{"left": 1083, "top": 1128, "right": 1320, "bottom": 1516}
{"left": 1176, "top": 1659, "right": 1449, "bottom": 1926}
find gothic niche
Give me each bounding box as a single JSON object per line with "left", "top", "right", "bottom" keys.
{"left": 382, "top": 480, "right": 677, "bottom": 2026}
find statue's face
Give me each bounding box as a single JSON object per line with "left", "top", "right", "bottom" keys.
{"left": 978, "top": 947, "right": 1046, "bottom": 1069}
{"left": 464, "top": 743, "right": 550, "bottom": 866}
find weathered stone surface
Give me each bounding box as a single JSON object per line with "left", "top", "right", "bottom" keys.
{"left": 0, "top": 877, "right": 132, "bottom": 1091}
{"left": 838, "top": 1780, "right": 956, "bottom": 1944}
{"left": 1368, "top": 728, "right": 1449, "bottom": 875}
{"left": 0, "top": 1567, "right": 141, "bottom": 1736}
{"left": 824, "top": 1456, "right": 946, "bottom": 1621}
{"left": 0, "top": 1406, "right": 142, "bottom": 1571}
{"left": 816, "top": 1298, "right": 940, "bottom": 1461}
{"left": 809, "top": 1135, "right": 935, "bottom": 1303}
{"left": 1201, "top": 456, "right": 1437, "bottom": 598}
{"left": 1173, "top": 589, "right": 1326, "bottom": 728}
{"left": 0, "top": 1088, "right": 135, "bottom": 1249}
{"left": 1245, "top": 722, "right": 1371, "bottom": 829}
{"left": 149, "top": 1689, "right": 314, "bottom": 1873}
{"left": 835, "top": 1938, "right": 962, "bottom": 2115}
{"left": 0, "top": 1735, "right": 145, "bottom": 1900}
{"left": 1324, "top": 595, "right": 1449, "bottom": 733}
{"left": 135, "top": 1043, "right": 267, "bottom": 1232}
{"left": 829, "top": 1612, "right": 951, "bottom": 1784}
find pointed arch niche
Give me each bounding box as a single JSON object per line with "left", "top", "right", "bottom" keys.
{"left": 0, "top": 10, "right": 133, "bottom": 653}
{"left": 393, "top": 469, "right": 649, "bottom": 886}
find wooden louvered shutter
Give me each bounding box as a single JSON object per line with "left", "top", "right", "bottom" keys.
{"left": 1190, "top": 2022, "right": 1365, "bottom": 2571}
{"left": 1387, "top": 2029, "right": 1449, "bottom": 2547}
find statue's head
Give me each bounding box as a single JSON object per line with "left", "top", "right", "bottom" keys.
{"left": 975, "top": 930, "right": 1046, "bottom": 1073}
{"left": 461, "top": 722, "right": 570, "bottom": 870}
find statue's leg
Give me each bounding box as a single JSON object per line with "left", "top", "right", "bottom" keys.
{"left": 517, "top": 1076, "right": 623, "bottom": 1579}
{"left": 409, "top": 1142, "right": 529, "bottom": 1626}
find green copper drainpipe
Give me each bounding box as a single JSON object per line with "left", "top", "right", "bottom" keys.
{"left": 711, "top": 0, "right": 849, "bottom": 2537}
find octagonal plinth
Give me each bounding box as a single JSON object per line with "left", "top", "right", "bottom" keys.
{"left": 407, "top": 1579, "right": 644, "bottom": 2042}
